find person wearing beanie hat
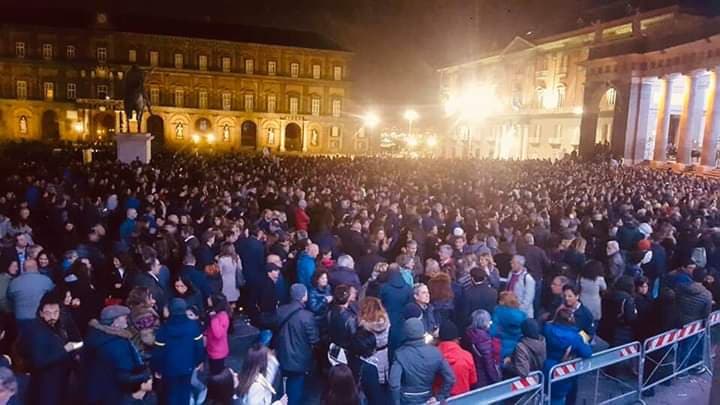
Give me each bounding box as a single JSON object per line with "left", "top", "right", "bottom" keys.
{"left": 389, "top": 318, "right": 456, "bottom": 404}
{"left": 435, "top": 320, "right": 476, "bottom": 396}
{"left": 508, "top": 319, "right": 546, "bottom": 378}
{"left": 151, "top": 294, "right": 206, "bottom": 405}
{"left": 638, "top": 223, "right": 653, "bottom": 238}
{"left": 83, "top": 305, "right": 144, "bottom": 405}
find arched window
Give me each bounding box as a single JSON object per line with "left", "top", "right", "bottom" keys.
{"left": 606, "top": 88, "right": 617, "bottom": 107}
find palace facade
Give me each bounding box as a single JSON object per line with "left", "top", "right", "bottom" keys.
{"left": 0, "top": 10, "right": 359, "bottom": 153}
{"left": 438, "top": 5, "right": 720, "bottom": 165}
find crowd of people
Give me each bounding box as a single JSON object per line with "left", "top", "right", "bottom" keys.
{"left": 0, "top": 146, "right": 715, "bottom": 405}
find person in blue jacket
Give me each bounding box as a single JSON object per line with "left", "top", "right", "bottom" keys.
{"left": 297, "top": 243, "right": 319, "bottom": 290}
{"left": 82, "top": 305, "right": 144, "bottom": 405}
{"left": 491, "top": 291, "right": 527, "bottom": 360}
{"left": 151, "top": 298, "right": 206, "bottom": 405}
{"left": 543, "top": 307, "right": 592, "bottom": 405}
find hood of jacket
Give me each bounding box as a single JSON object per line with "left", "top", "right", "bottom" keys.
{"left": 676, "top": 281, "right": 710, "bottom": 298}
{"left": 437, "top": 341, "right": 469, "bottom": 366}
{"left": 520, "top": 335, "right": 546, "bottom": 359}
{"left": 387, "top": 271, "right": 407, "bottom": 288}
{"left": 466, "top": 327, "right": 492, "bottom": 346}
{"left": 161, "top": 316, "right": 200, "bottom": 338}
{"left": 86, "top": 319, "right": 133, "bottom": 349}
{"left": 276, "top": 301, "right": 304, "bottom": 325}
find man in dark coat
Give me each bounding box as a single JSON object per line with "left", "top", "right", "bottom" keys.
{"left": 356, "top": 245, "right": 386, "bottom": 285}
{"left": 150, "top": 299, "right": 205, "bottom": 405}
{"left": 275, "top": 284, "right": 319, "bottom": 405}
{"left": 24, "top": 292, "right": 83, "bottom": 405}
{"left": 380, "top": 269, "right": 413, "bottom": 352}
{"left": 328, "top": 255, "right": 361, "bottom": 290}
{"left": 236, "top": 227, "right": 266, "bottom": 287}
{"left": 338, "top": 220, "right": 367, "bottom": 262}
{"left": 83, "top": 305, "right": 144, "bottom": 405}
{"left": 132, "top": 259, "right": 168, "bottom": 314}
{"left": 461, "top": 267, "right": 498, "bottom": 329}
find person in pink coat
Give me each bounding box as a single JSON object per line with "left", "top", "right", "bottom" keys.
{"left": 205, "top": 293, "right": 231, "bottom": 375}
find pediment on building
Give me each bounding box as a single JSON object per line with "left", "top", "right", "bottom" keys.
{"left": 500, "top": 36, "right": 537, "bottom": 55}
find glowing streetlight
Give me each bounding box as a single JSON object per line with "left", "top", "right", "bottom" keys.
{"left": 362, "top": 112, "right": 380, "bottom": 128}
{"left": 427, "top": 136, "right": 438, "bottom": 148}
{"left": 444, "top": 83, "right": 498, "bottom": 122}
{"left": 406, "top": 136, "right": 418, "bottom": 148}
{"left": 191, "top": 134, "right": 200, "bottom": 144}
{"left": 206, "top": 133, "right": 216, "bottom": 144}
{"left": 573, "top": 106, "right": 584, "bottom": 115}
{"left": 403, "top": 109, "right": 419, "bottom": 143}
{"left": 72, "top": 121, "right": 84, "bottom": 133}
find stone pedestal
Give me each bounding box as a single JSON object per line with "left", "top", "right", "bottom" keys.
{"left": 116, "top": 133, "right": 153, "bottom": 164}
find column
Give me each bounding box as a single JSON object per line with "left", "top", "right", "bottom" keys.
{"left": 677, "top": 69, "right": 708, "bottom": 165}
{"left": 114, "top": 110, "right": 121, "bottom": 134}
{"left": 610, "top": 78, "right": 639, "bottom": 162}
{"left": 630, "top": 77, "right": 655, "bottom": 164}
{"left": 579, "top": 83, "right": 602, "bottom": 160}
{"left": 701, "top": 66, "right": 720, "bottom": 167}
{"left": 279, "top": 119, "right": 286, "bottom": 152}
{"left": 653, "top": 74, "right": 679, "bottom": 162}
{"left": 301, "top": 120, "right": 308, "bottom": 152}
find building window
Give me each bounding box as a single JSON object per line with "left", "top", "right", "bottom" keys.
{"left": 15, "top": 42, "right": 25, "bottom": 58}
{"left": 175, "top": 122, "right": 185, "bottom": 140}
{"left": 290, "top": 62, "right": 299, "bottom": 78}
{"left": 198, "top": 90, "right": 208, "bottom": 109}
{"left": 606, "top": 88, "right": 617, "bottom": 107}
{"left": 19, "top": 116, "right": 28, "bottom": 134}
{"left": 332, "top": 99, "right": 342, "bottom": 117}
{"left": 43, "top": 82, "right": 54, "bottom": 100}
{"left": 222, "top": 57, "right": 231, "bottom": 73}
{"left": 128, "top": 49, "right": 136, "bottom": 63}
{"left": 66, "top": 45, "right": 76, "bottom": 59}
{"left": 16, "top": 80, "right": 27, "bottom": 99}
{"left": 174, "top": 89, "right": 184, "bottom": 107}
{"left": 557, "top": 84, "right": 566, "bottom": 107}
{"left": 536, "top": 87, "right": 546, "bottom": 108}
{"left": 174, "top": 53, "right": 183, "bottom": 69}
{"left": 244, "top": 94, "right": 254, "bottom": 112}
{"left": 198, "top": 55, "right": 208, "bottom": 71}
{"left": 311, "top": 97, "right": 321, "bottom": 116}
{"left": 150, "top": 87, "right": 160, "bottom": 105}
{"left": 97, "top": 47, "right": 107, "bottom": 63}
{"left": 312, "top": 64, "right": 321, "bottom": 79}
{"left": 97, "top": 85, "right": 108, "bottom": 99}
{"left": 267, "top": 61, "right": 277, "bottom": 75}
{"left": 559, "top": 54, "right": 569, "bottom": 73}
{"left": 333, "top": 66, "right": 342, "bottom": 81}
{"left": 267, "top": 94, "right": 276, "bottom": 113}
{"left": 197, "top": 118, "right": 210, "bottom": 132}
{"left": 66, "top": 83, "right": 77, "bottom": 100}
{"left": 222, "top": 92, "right": 232, "bottom": 110}
{"left": 536, "top": 55, "right": 549, "bottom": 72}
{"left": 331, "top": 126, "right": 340, "bottom": 137}
{"left": 245, "top": 58, "right": 254, "bottom": 74}
{"left": 149, "top": 51, "right": 159, "bottom": 67}
{"left": 42, "top": 44, "right": 53, "bottom": 60}
{"left": 289, "top": 96, "right": 299, "bottom": 115}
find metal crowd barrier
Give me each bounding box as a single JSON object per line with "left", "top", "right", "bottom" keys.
{"left": 547, "top": 341, "right": 642, "bottom": 405}
{"left": 447, "top": 371, "right": 543, "bottom": 405}
{"left": 706, "top": 310, "right": 720, "bottom": 375}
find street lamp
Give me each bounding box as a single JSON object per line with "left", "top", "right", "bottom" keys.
{"left": 403, "top": 109, "right": 419, "bottom": 142}
{"left": 362, "top": 112, "right": 380, "bottom": 128}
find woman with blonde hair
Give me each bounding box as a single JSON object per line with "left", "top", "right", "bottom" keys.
{"left": 564, "top": 237, "right": 588, "bottom": 276}
{"left": 491, "top": 291, "right": 527, "bottom": 360}
{"left": 350, "top": 297, "right": 390, "bottom": 405}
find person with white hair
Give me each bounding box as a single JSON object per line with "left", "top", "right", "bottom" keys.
{"left": 328, "top": 254, "right": 360, "bottom": 290}
{"left": 505, "top": 255, "right": 535, "bottom": 318}
{"left": 607, "top": 240, "right": 625, "bottom": 284}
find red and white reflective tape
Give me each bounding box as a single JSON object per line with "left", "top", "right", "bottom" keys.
{"left": 677, "top": 321, "right": 703, "bottom": 339}
{"left": 511, "top": 376, "right": 539, "bottom": 391}
{"left": 619, "top": 345, "right": 638, "bottom": 357}
{"left": 647, "top": 330, "right": 678, "bottom": 351}
{"left": 552, "top": 363, "right": 577, "bottom": 378}
{"left": 709, "top": 312, "right": 720, "bottom": 327}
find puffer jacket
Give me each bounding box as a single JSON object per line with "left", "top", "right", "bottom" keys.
{"left": 434, "top": 341, "right": 476, "bottom": 396}
{"left": 464, "top": 327, "right": 500, "bottom": 388}
{"left": 308, "top": 285, "right": 332, "bottom": 333}
{"left": 490, "top": 305, "right": 527, "bottom": 359}
{"left": 508, "top": 336, "right": 546, "bottom": 377}
{"left": 275, "top": 301, "right": 319, "bottom": 373}
{"left": 675, "top": 281, "right": 713, "bottom": 326}
{"left": 389, "top": 338, "right": 456, "bottom": 404}
{"left": 543, "top": 323, "right": 592, "bottom": 401}
{"left": 352, "top": 317, "right": 391, "bottom": 384}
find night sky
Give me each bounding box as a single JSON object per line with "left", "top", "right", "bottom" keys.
{"left": 2, "top": 0, "right": 715, "bottom": 116}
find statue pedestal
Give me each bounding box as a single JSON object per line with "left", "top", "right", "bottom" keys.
{"left": 116, "top": 133, "right": 153, "bottom": 164}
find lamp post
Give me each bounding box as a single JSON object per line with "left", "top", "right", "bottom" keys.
{"left": 403, "top": 109, "right": 419, "bottom": 141}
{"left": 362, "top": 112, "right": 380, "bottom": 155}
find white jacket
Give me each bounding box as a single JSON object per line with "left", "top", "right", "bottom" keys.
{"left": 241, "top": 354, "right": 281, "bottom": 405}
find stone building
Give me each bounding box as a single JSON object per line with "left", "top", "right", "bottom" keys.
{"left": 437, "top": 5, "right": 720, "bottom": 164}
{"left": 0, "top": 10, "right": 358, "bottom": 153}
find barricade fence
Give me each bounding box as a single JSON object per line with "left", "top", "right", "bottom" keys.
{"left": 447, "top": 371, "right": 543, "bottom": 404}
{"left": 445, "top": 311, "right": 720, "bottom": 404}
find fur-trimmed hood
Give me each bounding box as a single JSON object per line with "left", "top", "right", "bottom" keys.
{"left": 88, "top": 319, "right": 134, "bottom": 340}
{"left": 360, "top": 316, "right": 390, "bottom": 334}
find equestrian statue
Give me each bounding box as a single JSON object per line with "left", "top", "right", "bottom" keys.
{"left": 123, "top": 64, "right": 153, "bottom": 133}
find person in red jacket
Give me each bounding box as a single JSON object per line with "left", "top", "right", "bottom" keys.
{"left": 295, "top": 200, "right": 310, "bottom": 231}
{"left": 434, "top": 320, "right": 477, "bottom": 396}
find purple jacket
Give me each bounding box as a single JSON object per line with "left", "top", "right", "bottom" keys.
{"left": 464, "top": 328, "right": 500, "bottom": 388}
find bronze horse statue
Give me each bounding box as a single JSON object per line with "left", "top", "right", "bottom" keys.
{"left": 123, "top": 65, "right": 153, "bottom": 133}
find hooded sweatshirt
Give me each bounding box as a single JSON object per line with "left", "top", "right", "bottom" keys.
{"left": 509, "top": 336, "right": 547, "bottom": 377}
{"left": 434, "top": 340, "right": 477, "bottom": 396}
